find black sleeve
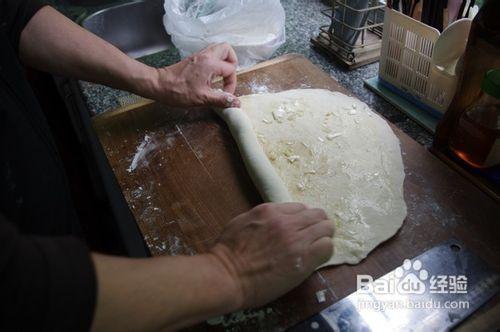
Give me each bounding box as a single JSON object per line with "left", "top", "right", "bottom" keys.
{"left": 0, "top": 0, "right": 46, "bottom": 52}
{"left": 0, "top": 214, "right": 97, "bottom": 332}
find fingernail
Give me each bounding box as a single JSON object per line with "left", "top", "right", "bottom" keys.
{"left": 222, "top": 92, "right": 239, "bottom": 107}
{"left": 228, "top": 98, "right": 241, "bottom": 108}
{"left": 226, "top": 95, "right": 234, "bottom": 106}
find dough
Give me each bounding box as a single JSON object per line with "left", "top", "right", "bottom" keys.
{"left": 216, "top": 89, "right": 407, "bottom": 266}
{"left": 216, "top": 107, "right": 292, "bottom": 202}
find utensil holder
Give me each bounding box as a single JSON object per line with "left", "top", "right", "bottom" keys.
{"left": 378, "top": 8, "right": 459, "bottom": 116}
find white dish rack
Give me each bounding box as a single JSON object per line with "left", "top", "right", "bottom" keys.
{"left": 379, "top": 8, "right": 459, "bottom": 116}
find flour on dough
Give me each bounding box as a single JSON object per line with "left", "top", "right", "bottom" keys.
{"left": 236, "top": 89, "right": 407, "bottom": 266}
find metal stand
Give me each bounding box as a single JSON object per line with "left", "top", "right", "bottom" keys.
{"left": 311, "top": 0, "right": 385, "bottom": 69}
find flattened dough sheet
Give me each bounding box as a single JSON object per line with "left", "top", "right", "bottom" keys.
{"left": 216, "top": 89, "right": 407, "bottom": 266}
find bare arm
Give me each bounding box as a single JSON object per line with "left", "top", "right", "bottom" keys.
{"left": 18, "top": 6, "right": 335, "bottom": 331}
{"left": 19, "top": 6, "right": 239, "bottom": 108}
{"left": 91, "top": 253, "right": 240, "bottom": 332}
{"left": 91, "top": 203, "right": 334, "bottom": 332}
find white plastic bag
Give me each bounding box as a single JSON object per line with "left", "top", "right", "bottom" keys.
{"left": 163, "top": 0, "right": 286, "bottom": 68}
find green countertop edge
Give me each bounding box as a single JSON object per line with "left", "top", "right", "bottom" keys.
{"left": 364, "top": 76, "right": 439, "bottom": 134}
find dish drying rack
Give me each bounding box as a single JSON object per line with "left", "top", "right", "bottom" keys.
{"left": 311, "top": 0, "right": 385, "bottom": 69}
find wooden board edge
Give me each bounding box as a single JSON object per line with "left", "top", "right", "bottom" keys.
{"left": 430, "top": 147, "right": 500, "bottom": 204}
{"left": 92, "top": 98, "right": 154, "bottom": 124}
{"left": 236, "top": 53, "right": 304, "bottom": 75}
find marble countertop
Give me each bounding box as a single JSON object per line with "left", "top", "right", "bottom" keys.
{"left": 74, "top": 0, "right": 433, "bottom": 147}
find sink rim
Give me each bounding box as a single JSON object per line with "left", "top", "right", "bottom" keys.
{"left": 82, "top": 0, "right": 151, "bottom": 26}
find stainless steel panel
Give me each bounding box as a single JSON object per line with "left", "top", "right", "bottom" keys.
{"left": 82, "top": 0, "right": 173, "bottom": 58}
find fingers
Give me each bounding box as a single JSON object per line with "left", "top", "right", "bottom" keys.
{"left": 210, "top": 42, "right": 238, "bottom": 66}
{"left": 302, "top": 219, "right": 335, "bottom": 242}
{"left": 223, "top": 72, "right": 237, "bottom": 94}
{"left": 208, "top": 43, "right": 238, "bottom": 94}
{"left": 304, "top": 219, "right": 335, "bottom": 269}
{"left": 250, "top": 203, "right": 328, "bottom": 232}
{"left": 293, "top": 208, "right": 329, "bottom": 229}
{"left": 185, "top": 43, "right": 239, "bottom": 106}
{"left": 308, "top": 237, "right": 334, "bottom": 268}
{"left": 214, "top": 61, "right": 237, "bottom": 94}
{"left": 252, "top": 202, "right": 309, "bottom": 216}
{"left": 204, "top": 90, "right": 239, "bottom": 108}
{"left": 225, "top": 45, "right": 238, "bottom": 66}
{"left": 274, "top": 202, "right": 310, "bottom": 214}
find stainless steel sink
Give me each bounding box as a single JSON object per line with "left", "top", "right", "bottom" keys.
{"left": 82, "top": 0, "right": 173, "bottom": 58}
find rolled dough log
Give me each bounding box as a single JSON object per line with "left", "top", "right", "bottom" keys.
{"left": 216, "top": 89, "right": 407, "bottom": 266}
{"left": 215, "top": 107, "right": 292, "bottom": 202}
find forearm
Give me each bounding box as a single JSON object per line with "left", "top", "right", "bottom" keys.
{"left": 19, "top": 6, "right": 156, "bottom": 95}
{"left": 91, "top": 253, "right": 241, "bottom": 332}
{"left": 18, "top": 6, "right": 240, "bottom": 108}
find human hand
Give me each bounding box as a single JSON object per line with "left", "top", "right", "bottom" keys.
{"left": 143, "top": 43, "right": 240, "bottom": 108}
{"left": 209, "top": 203, "right": 334, "bottom": 309}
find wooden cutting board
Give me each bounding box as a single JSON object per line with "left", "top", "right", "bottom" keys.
{"left": 92, "top": 54, "right": 500, "bottom": 331}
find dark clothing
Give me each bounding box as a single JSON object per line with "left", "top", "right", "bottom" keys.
{"left": 0, "top": 1, "right": 96, "bottom": 331}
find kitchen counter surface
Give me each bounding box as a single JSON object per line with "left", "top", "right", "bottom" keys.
{"left": 69, "top": 0, "right": 434, "bottom": 147}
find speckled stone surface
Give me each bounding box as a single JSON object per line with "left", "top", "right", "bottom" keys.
{"left": 76, "top": 0, "right": 433, "bottom": 147}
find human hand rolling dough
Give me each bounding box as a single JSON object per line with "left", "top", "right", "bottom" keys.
{"left": 139, "top": 43, "right": 242, "bottom": 108}
{"left": 209, "top": 202, "right": 335, "bottom": 309}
